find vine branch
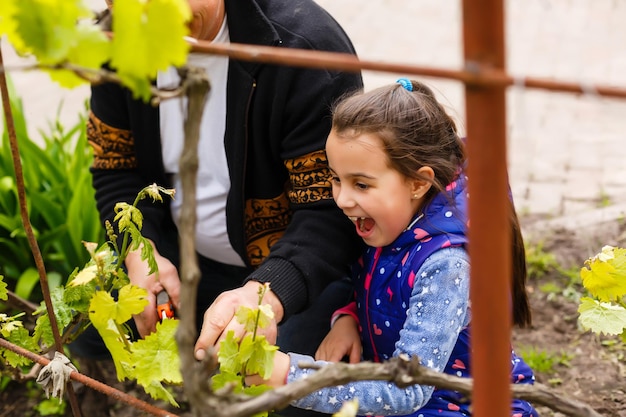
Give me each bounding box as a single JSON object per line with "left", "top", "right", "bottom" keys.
{"left": 173, "top": 65, "right": 215, "bottom": 417}
{"left": 227, "top": 355, "right": 603, "bottom": 417}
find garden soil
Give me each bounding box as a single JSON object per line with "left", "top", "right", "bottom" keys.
{"left": 1, "top": 216, "right": 626, "bottom": 417}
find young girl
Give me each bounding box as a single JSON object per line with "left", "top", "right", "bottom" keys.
{"left": 254, "top": 79, "right": 538, "bottom": 416}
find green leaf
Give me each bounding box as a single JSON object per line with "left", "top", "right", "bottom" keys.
{"left": 236, "top": 306, "right": 259, "bottom": 333}
{"left": 48, "top": 23, "right": 111, "bottom": 89}
{"left": 90, "top": 285, "right": 148, "bottom": 325}
{"left": 333, "top": 399, "right": 359, "bottom": 417}
{"left": 578, "top": 296, "right": 626, "bottom": 335}
{"left": 581, "top": 246, "right": 626, "bottom": 301}
{"left": 2, "top": 326, "right": 37, "bottom": 367}
{"left": 14, "top": 268, "right": 40, "bottom": 300}
{"left": 211, "top": 370, "right": 242, "bottom": 393}
{"left": 0, "top": 0, "right": 23, "bottom": 50}
{"left": 89, "top": 293, "right": 133, "bottom": 380}
{"left": 33, "top": 287, "right": 75, "bottom": 349}
{"left": 110, "top": 0, "right": 191, "bottom": 99}
{"left": 217, "top": 330, "right": 243, "bottom": 374}
{"left": 63, "top": 281, "right": 94, "bottom": 315}
{"left": 0, "top": 276, "right": 7, "bottom": 300}
{"left": 131, "top": 319, "right": 181, "bottom": 405}
{"left": 12, "top": 0, "right": 93, "bottom": 64}
{"left": 244, "top": 336, "right": 278, "bottom": 380}
{"left": 69, "top": 264, "right": 98, "bottom": 287}
{"left": 257, "top": 304, "right": 274, "bottom": 329}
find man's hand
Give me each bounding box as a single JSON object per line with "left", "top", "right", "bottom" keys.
{"left": 194, "top": 281, "right": 284, "bottom": 361}
{"left": 315, "top": 315, "right": 361, "bottom": 363}
{"left": 125, "top": 240, "right": 180, "bottom": 337}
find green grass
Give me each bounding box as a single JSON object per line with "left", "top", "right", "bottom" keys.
{"left": 0, "top": 76, "right": 103, "bottom": 303}
{"left": 517, "top": 345, "right": 572, "bottom": 375}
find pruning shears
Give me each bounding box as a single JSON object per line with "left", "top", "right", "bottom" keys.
{"left": 156, "top": 290, "right": 175, "bottom": 321}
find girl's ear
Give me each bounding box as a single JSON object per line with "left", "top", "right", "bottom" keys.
{"left": 411, "top": 167, "right": 434, "bottom": 200}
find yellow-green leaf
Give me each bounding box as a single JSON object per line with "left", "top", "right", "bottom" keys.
{"left": 0, "top": 276, "right": 7, "bottom": 301}
{"left": 110, "top": 0, "right": 190, "bottom": 98}
{"left": 48, "top": 23, "right": 111, "bottom": 88}
{"left": 218, "top": 330, "right": 243, "bottom": 374}
{"left": 236, "top": 306, "right": 258, "bottom": 332}
{"left": 211, "top": 371, "right": 242, "bottom": 393}
{"left": 12, "top": 0, "right": 93, "bottom": 64}
{"left": 131, "top": 319, "right": 181, "bottom": 405}
{"left": 0, "top": 0, "right": 27, "bottom": 52}
{"left": 2, "top": 327, "right": 37, "bottom": 367}
{"left": 333, "top": 399, "right": 359, "bottom": 417}
{"left": 89, "top": 291, "right": 135, "bottom": 380}
{"left": 69, "top": 264, "right": 98, "bottom": 287}
{"left": 257, "top": 304, "right": 275, "bottom": 329}
{"left": 580, "top": 246, "right": 626, "bottom": 301}
{"left": 244, "top": 336, "right": 278, "bottom": 380}
{"left": 90, "top": 286, "right": 147, "bottom": 325}
{"left": 578, "top": 296, "right": 626, "bottom": 335}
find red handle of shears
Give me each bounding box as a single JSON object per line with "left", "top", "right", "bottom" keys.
{"left": 156, "top": 290, "right": 175, "bottom": 321}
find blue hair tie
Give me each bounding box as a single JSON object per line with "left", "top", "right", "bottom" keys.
{"left": 396, "top": 78, "right": 413, "bottom": 92}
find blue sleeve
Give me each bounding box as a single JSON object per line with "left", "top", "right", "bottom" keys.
{"left": 287, "top": 247, "right": 471, "bottom": 415}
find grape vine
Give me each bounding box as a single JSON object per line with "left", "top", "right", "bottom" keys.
{"left": 0, "top": 184, "right": 183, "bottom": 405}
{"left": 1, "top": 0, "right": 191, "bottom": 100}
{"left": 578, "top": 245, "right": 626, "bottom": 339}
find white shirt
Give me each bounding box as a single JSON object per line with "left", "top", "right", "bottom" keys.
{"left": 157, "top": 18, "right": 245, "bottom": 266}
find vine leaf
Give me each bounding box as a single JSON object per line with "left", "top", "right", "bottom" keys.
{"left": 242, "top": 335, "right": 277, "bottom": 379}
{"left": 2, "top": 326, "right": 37, "bottom": 367}
{"left": 0, "top": 275, "right": 7, "bottom": 300}
{"left": 114, "top": 202, "right": 143, "bottom": 232}
{"left": 47, "top": 23, "right": 111, "bottom": 88}
{"left": 90, "top": 285, "right": 148, "bottom": 325}
{"left": 89, "top": 293, "right": 133, "bottom": 380}
{"left": 333, "top": 399, "right": 359, "bottom": 417}
{"left": 110, "top": 0, "right": 191, "bottom": 100}
{"left": 69, "top": 264, "right": 98, "bottom": 287}
{"left": 0, "top": 0, "right": 23, "bottom": 50}
{"left": 131, "top": 319, "right": 182, "bottom": 406}
{"left": 578, "top": 296, "right": 626, "bottom": 336}
{"left": 33, "top": 287, "right": 74, "bottom": 349}
{"left": 10, "top": 0, "right": 93, "bottom": 63}
{"left": 580, "top": 246, "right": 626, "bottom": 302}
{"left": 218, "top": 330, "right": 244, "bottom": 374}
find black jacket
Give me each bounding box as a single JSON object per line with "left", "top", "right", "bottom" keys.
{"left": 86, "top": 0, "right": 364, "bottom": 319}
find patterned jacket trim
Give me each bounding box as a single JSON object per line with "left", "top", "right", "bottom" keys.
{"left": 244, "top": 193, "right": 290, "bottom": 266}
{"left": 87, "top": 112, "right": 137, "bottom": 170}
{"left": 284, "top": 149, "right": 333, "bottom": 204}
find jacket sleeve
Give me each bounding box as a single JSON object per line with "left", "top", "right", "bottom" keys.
{"left": 286, "top": 247, "right": 471, "bottom": 415}
{"left": 245, "top": 64, "right": 365, "bottom": 319}
{"left": 87, "top": 80, "right": 171, "bottom": 250}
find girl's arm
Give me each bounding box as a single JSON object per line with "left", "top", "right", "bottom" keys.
{"left": 258, "top": 247, "right": 471, "bottom": 416}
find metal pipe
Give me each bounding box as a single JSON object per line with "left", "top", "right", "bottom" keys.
{"left": 462, "top": 1, "right": 511, "bottom": 416}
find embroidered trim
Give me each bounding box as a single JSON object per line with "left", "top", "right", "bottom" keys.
{"left": 87, "top": 112, "right": 137, "bottom": 170}
{"left": 284, "top": 150, "right": 333, "bottom": 204}
{"left": 244, "top": 194, "right": 291, "bottom": 266}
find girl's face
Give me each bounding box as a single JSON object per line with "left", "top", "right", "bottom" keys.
{"left": 326, "top": 130, "right": 430, "bottom": 247}
{"left": 187, "top": 0, "right": 225, "bottom": 41}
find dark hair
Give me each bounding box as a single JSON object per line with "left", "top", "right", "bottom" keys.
{"left": 332, "top": 80, "right": 464, "bottom": 206}
{"left": 331, "top": 79, "right": 531, "bottom": 327}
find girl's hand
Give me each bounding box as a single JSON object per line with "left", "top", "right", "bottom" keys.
{"left": 245, "top": 351, "right": 290, "bottom": 388}
{"left": 315, "top": 315, "right": 361, "bottom": 363}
